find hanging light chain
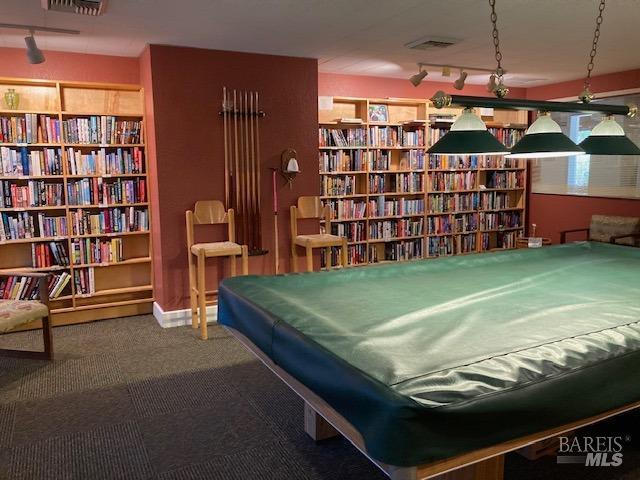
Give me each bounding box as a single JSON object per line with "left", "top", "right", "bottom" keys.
{"left": 580, "top": 0, "right": 606, "bottom": 102}
{"left": 489, "top": 0, "right": 503, "bottom": 76}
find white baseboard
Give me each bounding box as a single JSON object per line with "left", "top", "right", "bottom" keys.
{"left": 153, "top": 301, "right": 218, "bottom": 328}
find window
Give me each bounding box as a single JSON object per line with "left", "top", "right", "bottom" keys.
{"left": 531, "top": 93, "right": 640, "bottom": 199}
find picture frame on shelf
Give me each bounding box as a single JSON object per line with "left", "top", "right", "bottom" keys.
{"left": 368, "top": 104, "right": 389, "bottom": 123}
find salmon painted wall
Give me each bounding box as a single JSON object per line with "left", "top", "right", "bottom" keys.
{"left": 146, "top": 45, "right": 318, "bottom": 311}
{"left": 319, "top": 72, "right": 526, "bottom": 99}
{"left": 526, "top": 68, "right": 640, "bottom": 241}
{"left": 0, "top": 47, "right": 139, "bottom": 84}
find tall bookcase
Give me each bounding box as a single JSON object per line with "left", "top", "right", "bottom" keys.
{"left": 0, "top": 78, "right": 152, "bottom": 326}
{"left": 318, "top": 96, "right": 528, "bottom": 266}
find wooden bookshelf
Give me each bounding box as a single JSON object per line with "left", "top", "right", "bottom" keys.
{"left": 0, "top": 77, "right": 152, "bottom": 327}
{"left": 318, "top": 96, "right": 528, "bottom": 267}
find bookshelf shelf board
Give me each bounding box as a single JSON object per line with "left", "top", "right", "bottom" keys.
{"left": 67, "top": 202, "right": 149, "bottom": 208}
{"left": 426, "top": 230, "right": 478, "bottom": 237}
{"left": 70, "top": 297, "right": 153, "bottom": 312}
{"left": 478, "top": 168, "right": 526, "bottom": 171}
{"left": 0, "top": 265, "right": 69, "bottom": 274}
{"left": 348, "top": 240, "right": 368, "bottom": 245}
{"left": 368, "top": 214, "right": 426, "bottom": 220}
{"left": 63, "top": 143, "right": 145, "bottom": 148}
{"left": 319, "top": 146, "right": 367, "bottom": 150}
{"left": 480, "top": 187, "right": 525, "bottom": 192}
{"left": 0, "top": 205, "right": 66, "bottom": 212}
{"left": 320, "top": 171, "right": 367, "bottom": 175}
{"left": 481, "top": 227, "right": 524, "bottom": 233}
{"left": 0, "top": 109, "right": 58, "bottom": 115}
{"left": 320, "top": 194, "right": 368, "bottom": 199}
{"left": 75, "top": 284, "right": 152, "bottom": 299}
{"left": 61, "top": 111, "right": 144, "bottom": 117}
{"left": 370, "top": 191, "right": 424, "bottom": 196}
{"left": 369, "top": 170, "right": 424, "bottom": 174}
{"left": 333, "top": 217, "right": 366, "bottom": 222}
{"left": 66, "top": 173, "right": 146, "bottom": 179}
{"left": 0, "top": 143, "right": 62, "bottom": 147}
{"left": 0, "top": 236, "right": 67, "bottom": 244}
{"left": 429, "top": 189, "right": 477, "bottom": 194}
{"left": 479, "top": 207, "right": 524, "bottom": 212}
{"left": 429, "top": 168, "right": 475, "bottom": 172}
{"left": 74, "top": 257, "right": 151, "bottom": 269}
{"left": 71, "top": 231, "right": 149, "bottom": 239}
{"left": 368, "top": 235, "right": 423, "bottom": 243}
{"left": 427, "top": 210, "right": 477, "bottom": 216}
{"left": 369, "top": 146, "right": 426, "bottom": 150}
{"left": 0, "top": 175, "right": 64, "bottom": 180}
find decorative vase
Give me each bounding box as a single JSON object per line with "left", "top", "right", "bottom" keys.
{"left": 4, "top": 89, "right": 19, "bottom": 110}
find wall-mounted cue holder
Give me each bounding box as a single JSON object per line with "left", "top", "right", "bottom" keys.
{"left": 280, "top": 148, "right": 301, "bottom": 187}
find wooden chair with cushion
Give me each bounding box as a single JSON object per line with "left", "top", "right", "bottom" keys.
{"left": 560, "top": 215, "right": 640, "bottom": 246}
{"left": 290, "top": 196, "right": 348, "bottom": 272}
{"left": 0, "top": 271, "right": 53, "bottom": 360}
{"left": 186, "top": 200, "right": 248, "bottom": 340}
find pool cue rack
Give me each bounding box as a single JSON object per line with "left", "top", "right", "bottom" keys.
{"left": 221, "top": 87, "right": 267, "bottom": 256}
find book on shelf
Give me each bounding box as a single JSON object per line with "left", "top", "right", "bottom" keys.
{"left": 0, "top": 180, "right": 64, "bottom": 208}
{"left": 339, "top": 118, "right": 363, "bottom": 124}
{"left": 429, "top": 114, "right": 455, "bottom": 124}
{"left": 66, "top": 147, "right": 144, "bottom": 175}
{"left": 482, "top": 231, "right": 519, "bottom": 250}
{"left": 428, "top": 192, "right": 479, "bottom": 213}
{"left": 71, "top": 237, "right": 124, "bottom": 265}
{"left": 62, "top": 116, "right": 143, "bottom": 145}
{"left": 480, "top": 211, "right": 522, "bottom": 230}
{"left": 368, "top": 196, "right": 424, "bottom": 217}
{"left": 325, "top": 199, "right": 366, "bottom": 220}
{"left": 319, "top": 150, "right": 366, "bottom": 172}
{"left": 38, "top": 213, "right": 68, "bottom": 237}
{"left": 381, "top": 239, "right": 422, "bottom": 261}
{"left": 429, "top": 154, "right": 478, "bottom": 170}
{"left": 0, "top": 271, "right": 70, "bottom": 300}
{"left": 70, "top": 207, "right": 149, "bottom": 235}
{"left": 478, "top": 156, "right": 522, "bottom": 169}
{"left": 0, "top": 147, "right": 63, "bottom": 176}
{"left": 330, "top": 221, "right": 366, "bottom": 242}
{"left": 428, "top": 171, "right": 477, "bottom": 191}
{"left": 484, "top": 171, "right": 525, "bottom": 189}
{"left": 73, "top": 267, "right": 96, "bottom": 295}
{"left": 318, "top": 128, "right": 366, "bottom": 147}
{"left": 369, "top": 218, "right": 424, "bottom": 240}
{"left": 368, "top": 126, "right": 425, "bottom": 147}
{"left": 31, "top": 241, "right": 70, "bottom": 268}
{"left": 321, "top": 175, "right": 356, "bottom": 196}
{"left": 66, "top": 177, "right": 146, "bottom": 205}
{"left": 0, "top": 114, "right": 60, "bottom": 144}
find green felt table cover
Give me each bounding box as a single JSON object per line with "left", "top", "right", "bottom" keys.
{"left": 218, "top": 242, "right": 640, "bottom": 466}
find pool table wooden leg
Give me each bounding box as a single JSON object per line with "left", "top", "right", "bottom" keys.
{"left": 426, "top": 454, "right": 504, "bottom": 480}
{"left": 304, "top": 402, "right": 339, "bottom": 441}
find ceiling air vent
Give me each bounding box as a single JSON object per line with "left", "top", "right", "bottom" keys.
{"left": 41, "top": 0, "right": 108, "bottom": 16}
{"left": 405, "top": 36, "right": 459, "bottom": 51}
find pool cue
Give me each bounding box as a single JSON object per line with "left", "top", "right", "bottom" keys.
{"left": 238, "top": 91, "right": 245, "bottom": 243}
{"left": 255, "top": 91, "right": 263, "bottom": 249}
{"left": 244, "top": 90, "right": 252, "bottom": 250}
{"left": 223, "top": 87, "right": 230, "bottom": 208}
{"left": 271, "top": 168, "right": 279, "bottom": 274}
{"left": 249, "top": 91, "right": 257, "bottom": 250}
{"left": 233, "top": 90, "right": 240, "bottom": 235}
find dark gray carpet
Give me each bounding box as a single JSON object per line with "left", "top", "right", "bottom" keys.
{"left": 0, "top": 315, "right": 637, "bottom": 480}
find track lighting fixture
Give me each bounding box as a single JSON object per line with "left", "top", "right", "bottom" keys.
{"left": 453, "top": 70, "right": 467, "bottom": 90}
{"left": 24, "top": 32, "right": 45, "bottom": 64}
{"left": 508, "top": 112, "right": 584, "bottom": 158}
{"left": 428, "top": 107, "right": 509, "bottom": 156}
{"left": 409, "top": 65, "right": 428, "bottom": 87}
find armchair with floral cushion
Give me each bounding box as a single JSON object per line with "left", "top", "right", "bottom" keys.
{"left": 0, "top": 271, "right": 53, "bottom": 360}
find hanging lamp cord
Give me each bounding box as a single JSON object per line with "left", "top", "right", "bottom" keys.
{"left": 489, "top": 0, "right": 503, "bottom": 77}
{"left": 581, "top": 0, "right": 606, "bottom": 102}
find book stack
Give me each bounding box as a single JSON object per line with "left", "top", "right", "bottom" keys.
{"left": 0, "top": 181, "right": 64, "bottom": 208}
{"left": 73, "top": 268, "right": 95, "bottom": 295}
{"left": 66, "top": 178, "right": 146, "bottom": 205}
{"left": 0, "top": 147, "right": 63, "bottom": 176}
{"left": 31, "top": 241, "right": 69, "bottom": 268}
{"left": 71, "top": 237, "right": 124, "bottom": 265}
{"left": 70, "top": 207, "right": 149, "bottom": 235}
{"left": 66, "top": 147, "right": 144, "bottom": 175}
{"left": 0, "top": 114, "right": 60, "bottom": 143}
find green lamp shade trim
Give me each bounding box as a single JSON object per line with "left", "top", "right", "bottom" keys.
{"left": 427, "top": 130, "right": 509, "bottom": 155}
{"left": 579, "top": 135, "right": 640, "bottom": 155}
{"left": 509, "top": 132, "right": 584, "bottom": 157}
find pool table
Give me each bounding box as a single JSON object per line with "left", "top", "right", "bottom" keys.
{"left": 218, "top": 242, "right": 640, "bottom": 479}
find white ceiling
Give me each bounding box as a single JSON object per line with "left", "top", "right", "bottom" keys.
{"left": 1, "top": 0, "right": 640, "bottom": 87}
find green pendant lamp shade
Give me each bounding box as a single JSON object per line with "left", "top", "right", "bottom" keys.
{"left": 427, "top": 108, "right": 509, "bottom": 156}
{"left": 579, "top": 116, "right": 640, "bottom": 155}
{"left": 508, "top": 113, "right": 584, "bottom": 158}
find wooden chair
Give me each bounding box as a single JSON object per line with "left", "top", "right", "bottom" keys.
{"left": 0, "top": 271, "right": 53, "bottom": 360}
{"left": 290, "top": 196, "right": 348, "bottom": 272}
{"left": 560, "top": 215, "right": 640, "bottom": 245}
{"left": 186, "top": 200, "right": 248, "bottom": 340}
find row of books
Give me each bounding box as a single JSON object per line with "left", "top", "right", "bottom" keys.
{"left": 31, "top": 241, "right": 69, "bottom": 268}
{"left": 71, "top": 237, "right": 123, "bottom": 265}
{"left": 66, "top": 178, "right": 146, "bottom": 205}
{"left": 319, "top": 150, "right": 366, "bottom": 172}
{"left": 321, "top": 244, "right": 367, "bottom": 268}
{"left": 0, "top": 212, "right": 69, "bottom": 240}
{"left": 485, "top": 171, "right": 525, "bottom": 189}
{"left": 368, "top": 197, "right": 424, "bottom": 217}
{"left": 368, "top": 127, "right": 425, "bottom": 147}
{"left": 67, "top": 147, "right": 144, "bottom": 175}
{"left": 73, "top": 267, "right": 96, "bottom": 295}
{"left": 429, "top": 155, "right": 478, "bottom": 170}
{"left": 428, "top": 193, "right": 479, "bottom": 213}
{"left": 428, "top": 234, "right": 477, "bottom": 256}
{"left": 369, "top": 173, "right": 423, "bottom": 194}
{"left": 428, "top": 172, "right": 477, "bottom": 192}
{"left": 325, "top": 199, "right": 367, "bottom": 220}
{"left": 427, "top": 213, "right": 479, "bottom": 235}
{"left": 479, "top": 191, "right": 512, "bottom": 210}
{"left": 378, "top": 239, "right": 423, "bottom": 262}
{"left": 479, "top": 156, "right": 523, "bottom": 169}
{"left": 0, "top": 114, "right": 60, "bottom": 144}
{"left": 369, "top": 219, "right": 424, "bottom": 240}
{"left": 487, "top": 128, "right": 524, "bottom": 148}
{"left": 321, "top": 175, "right": 357, "bottom": 196}
{"left": 481, "top": 231, "right": 520, "bottom": 250}
{"left": 0, "top": 272, "right": 71, "bottom": 300}
{"left": 0, "top": 181, "right": 64, "bottom": 208}
{"left": 319, "top": 128, "right": 367, "bottom": 147}
{"left": 330, "top": 221, "right": 365, "bottom": 242}
{"left": 480, "top": 211, "right": 522, "bottom": 230}
{"left": 70, "top": 207, "right": 149, "bottom": 235}
{"left": 62, "top": 117, "right": 142, "bottom": 145}
{"left": 0, "top": 147, "right": 63, "bottom": 176}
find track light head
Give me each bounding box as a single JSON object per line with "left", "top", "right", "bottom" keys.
{"left": 453, "top": 70, "right": 467, "bottom": 90}
{"left": 24, "top": 32, "right": 45, "bottom": 64}
{"left": 409, "top": 68, "right": 428, "bottom": 87}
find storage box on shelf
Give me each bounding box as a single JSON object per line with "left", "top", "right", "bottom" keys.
{"left": 0, "top": 78, "right": 152, "bottom": 328}
{"left": 318, "top": 96, "right": 528, "bottom": 267}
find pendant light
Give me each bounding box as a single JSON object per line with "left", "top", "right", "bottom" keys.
{"left": 579, "top": 116, "right": 640, "bottom": 155}
{"left": 508, "top": 112, "right": 584, "bottom": 158}
{"left": 428, "top": 107, "right": 509, "bottom": 155}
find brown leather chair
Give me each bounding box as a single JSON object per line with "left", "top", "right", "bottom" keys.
{"left": 290, "top": 196, "right": 348, "bottom": 272}
{"left": 560, "top": 215, "right": 640, "bottom": 246}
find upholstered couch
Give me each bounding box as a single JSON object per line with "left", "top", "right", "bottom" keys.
{"left": 560, "top": 215, "right": 640, "bottom": 246}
